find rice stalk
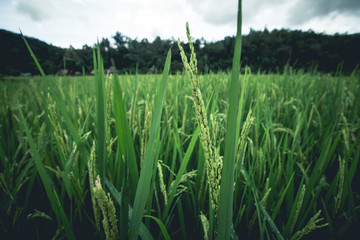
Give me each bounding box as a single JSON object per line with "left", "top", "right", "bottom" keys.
{"left": 200, "top": 212, "right": 210, "bottom": 240}
{"left": 289, "top": 184, "right": 306, "bottom": 236}
{"left": 93, "top": 175, "right": 119, "bottom": 240}
{"left": 129, "top": 84, "right": 140, "bottom": 140}
{"left": 169, "top": 169, "right": 197, "bottom": 199}
{"left": 69, "top": 171, "right": 85, "bottom": 203}
{"left": 290, "top": 210, "right": 328, "bottom": 240}
{"left": 178, "top": 22, "right": 221, "bottom": 211}
{"left": 129, "top": 49, "right": 171, "bottom": 240}
{"left": 106, "top": 136, "right": 118, "bottom": 158}
{"left": 37, "top": 121, "right": 46, "bottom": 149}
{"left": 105, "top": 75, "right": 113, "bottom": 157}
{"left": 19, "top": 105, "right": 76, "bottom": 240}
{"left": 88, "top": 140, "right": 101, "bottom": 229}
{"left": 141, "top": 94, "right": 153, "bottom": 167}
{"left": 143, "top": 215, "right": 171, "bottom": 240}
{"left": 112, "top": 73, "right": 139, "bottom": 198}
{"left": 161, "top": 126, "right": 200, "bottom": 220}
{"left": 216, "top": 0, "right": 243, "bottom": 238}
{"left": 93, "top": 45, "right": 107, "bottom": 184}
{"left": 249, "top": 188, "right": 272, "bottom": 231}
{"left": 47, "top": 93, "right": 68, "bottom": 161}
{"left": 181, "top": 98, "right": 188, "bottom": 137}
{"left": 157, "top": 161, "right": 168, "bottom": 206}
{"left": 296, "top": 162, "right": 309, "bottom": 184}
{"left": 236, "top": 109, "right": 254, "bottom": 167}
{"left": 335, "top": 156, "right": 345, "bottom": 212}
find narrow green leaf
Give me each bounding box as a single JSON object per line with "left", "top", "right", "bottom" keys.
{"left": 216, "top": 0, "right": 242, "bottom": 239}
{"left": 271, "top": 173, "right": 294, "bottom": 220}
{"left": 21, "top": 31, "right": 89, "bottom": 166}
{"left": 113, "top": 73, "right": 139, "bottom": 196}
{"left": 163, "top": 126, "right": 200, "bottom": 220}
{"left": 320, "top": 197, "right": 335, "bottom": 236}
{"left": 94, "top": 46, "right": 106, "bottom": 183}
{"left": 19, "top": 106, "right": 76, "bottom": 240}
{"left": 144, "top": 215, "right": 171, "bottom": 240}
{"left": 257, "top": 199, "right": 285, "bottom": 240}
{"left": 20, "top": 31, "right": 47, "bottom": 78}
{"left": 129, "top": 49, "right": 171, "bottom": 240}
{"left": 105, "top": 178, "right": 154, "bottom": 240}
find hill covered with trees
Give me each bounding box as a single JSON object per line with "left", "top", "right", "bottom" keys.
{"left": 1, "top": 28, "right": 359, "bottom": 76}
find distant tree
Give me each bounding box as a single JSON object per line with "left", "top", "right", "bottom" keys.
{"left": 1, "top": 28, "right": 359, "bottom": 76}
{"left": 113, "top": 32, "right": 130, "bottom": 47}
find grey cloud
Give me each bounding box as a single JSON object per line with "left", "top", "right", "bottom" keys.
{"left": 186, "top": 0, "right": 288, "bottom": 26}
{"left": 186, "top": 0, "right": 237, "bottom": 25}
{"left": 242, "top": 0, "right": 288, "bottom": 23}
{"left": 288, "top": 0, "right": 360, "bottom": 25}
{"left": 13, "top": 0, "right": 51, "bottom": 22}
{"left": 187, "top": 0, "right": 360, "bottom": 27}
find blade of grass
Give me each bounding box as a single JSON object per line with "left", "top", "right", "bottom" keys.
{"left": 216, "top": 0, "right": 242, "bottom": 239}
{"left": 18, "top": 106, "right": 76, "bottom": 240}
{"left": 93, "top": 45, "right": 106, "bottom": 183}
{"left": 113, "top": 73, "right": 139, "bottom": 197}
{"left": 284, "top": 180, "right": 306, "bottom": 237}
{"left": 129, "top": 49, "right": 171, "bottom": 240}
{"left": 20, "top": 31, "right": 47, "bottom": 79}
{"left": 21, "top": 31, "right": 89, "bottom": 167}
{"left": 105, "top": 178, "right": 155, "bottom": 240}
{"left": 257, "top": 198, "right": 285, "bottom": 240}
{"left": 320, "top": 197, "right": 335, "bottom": 236}
{"left": 143, "top": 215, "right": 171, "bottom": 240}
{"left": 162, "top": 126, "right": 199, "bottom": 220}
{"left": 271, "top": 172, "right": 294, "bottom": 220}
{"left": 253, "top": 189, "right": 264, "bottom": 240}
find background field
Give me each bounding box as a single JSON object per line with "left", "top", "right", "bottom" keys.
{"left": 1, "top": 67, "right": 359, "bottom": 239}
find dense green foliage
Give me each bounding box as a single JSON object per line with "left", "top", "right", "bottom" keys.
{"left": 1, "top": 5, "right": 360, "bottom": 237}
{"left": 1, "top": 69, "right": 359, "bottom": 239}
{"left": 1, "top": 28, "right": 360, "bottom": 76}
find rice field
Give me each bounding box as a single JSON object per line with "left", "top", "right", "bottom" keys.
{"left": 1, "top": 60, "right": 359, "bottom": 239}
{"left": 1, "top": 1, "right": 360, "bottom": 239}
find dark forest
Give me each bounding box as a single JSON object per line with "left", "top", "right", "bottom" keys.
{"left": 1, "top": 28, "right": 359, "bottom": 76}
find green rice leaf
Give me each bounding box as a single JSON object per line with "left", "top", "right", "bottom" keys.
{"left": 129, "top": 49, "right": 171, "bottom": 240}
{"left": 21, "top": 31, "right": 89, "bottom": 166}
{"left": 19, "top": 106, "right": 76, "bottom": 240}
{"left": 144, "top": 215, "right": 171, "bottom": 240}
{"left": 105, "top": 178, "right": 154, "bottom": 240}
{"left": 163, "top": 126, "right": 200, "bottom": 220}
{"left": 216, "top": 0, "right": 242, "bottom": 239}
{"left": 113, "top": 73, "right": 139, "bottom": 196}
{"left": 271, "top": 173, "right": 294, "bottom": 220}
{"left": 257, "top": 199, "right": 285, "bottom": 240}
{"left": 94, "top": 45, "right": 107, "bottom": 183}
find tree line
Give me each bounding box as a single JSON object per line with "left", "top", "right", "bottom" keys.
{"left": 1, "top": 28, "right": 359, "bottom": 76}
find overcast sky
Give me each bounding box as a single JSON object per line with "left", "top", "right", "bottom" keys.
{"left": 1, "top": 0, "right": 359, "bottom": 48}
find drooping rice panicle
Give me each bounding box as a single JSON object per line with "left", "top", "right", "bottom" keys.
{"left": 93, "top": 175, "right": 119, "bottom": 240}
{"left": 290, "top": 210, "right": 328, "bottom": 240}
{"left": 178, "top": 23, "right": 221, "bottom": 211}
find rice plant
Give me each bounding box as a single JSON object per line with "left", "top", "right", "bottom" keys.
{"left": 1, "top": 0, "right": 359, "bottom": 239}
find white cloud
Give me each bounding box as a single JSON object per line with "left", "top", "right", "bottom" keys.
{"left": 1, "top": 0, "right": 359, "bottom": 48}
{"left": 295, "top": 12, "right": 360, "bottom": 34}
{"left": 288, "top": 0, "right": 360, "bottom": 25}
{"left": 12, "top": 0, "right": 53, "bottom": 22}
{"left": 186, "top": 0, "right": 237, "bottom": 25}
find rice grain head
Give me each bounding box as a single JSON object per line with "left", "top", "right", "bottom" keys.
{"left": 177, "top": 22, "right": 222, "bottom": 211}
{"left": 290, "top": 210, "right": 328, "bottom": 240}
{"left": 93, "top": 175, "right": 119, "bottom": 240}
